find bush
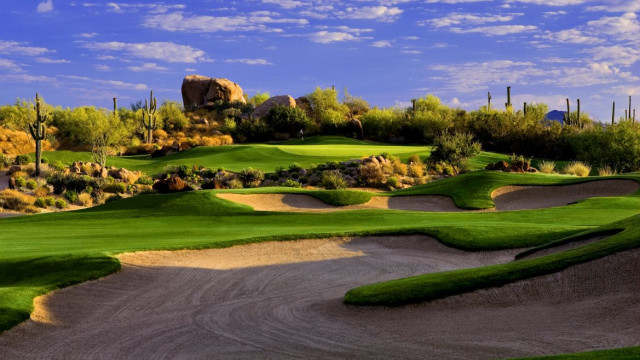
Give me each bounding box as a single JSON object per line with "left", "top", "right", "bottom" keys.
{"left": 407, "top": 164, "right": 424, "bottom": 178}
{"left": 34, "top": 197, "right": 46, "bottom": 208}
{"left": 55, "top": 198, "right": 67, "bottom": 209}
{"left": 50, "top": 160, "right": 66, "bottom": 171}
{"left": 45, "top": 196, "right": 56, "bottom": 206}
{"left": 430, "top": 132, "right": 481, "bottom": 175}
{"left": 104, "top": 195, "right": 123, "bottom": 204}
{"left": 0, "top": 153, "right": 12, "bottom": 169}
{"left": 264, "top": 105, "right": 312, "bottom": 135}
{"left": 408, "top": 154, "right": 423, "bottom": 165}
{"left": 102, "top": 182, "right": 127, "bottom": 194}
{"left": 227, "top": 178, "right": 244, "bottom": 189}
{"left": 0, "top": 189, "right": 35, "bottom": 211}
{"left": 386, "top": 176, "right": 399, "bottom": 190}
{"left": 34, "top": 186, "right": 49, "bottom": 197}
{"left": 77, "top": 193, "right": 93, "bottom": 206}
{"left": 597, "top": 166, "right": 616, "bottom": 176}
{"left": 25, "top": 179, "right": 37, "bottom": 190}
{"left": 238, "top": 167, "right": 264, "bottom": 188}
{"left": 288, "top": 162, "right": 302, "bottom": 172}
{"left": 63, "top": 190, "right": 79, "bottom": 204}
{"left": 14, "top": 154, "right": 30, "bottom": 165}
{"left": 281, "top": 179, "right": 302, "bottom": 188}
{"left": 14, "top": 177, "right": 26, "bottom": 188}
{"left": 538, "top": 161, "right": 555, "bottom": 174}
{"left": 321, "top": 170, "right": 347, "bottom": 189}
{"left": 393, "top": 159, "right": 408, "bottom": 176}
{"left": 358, "top": 163, "right": 384, "bottom": 186}
{"left": 135, "top": 174, "right": 154, "bottom": 185}
{"left": 47, "top": 173, "right": 98, "bottom": 194}
{"left": 563, "top": 161, "right": 591, "bottom": 177}
{"left": 176, "top": 164, "right": 194, "bottom": 178}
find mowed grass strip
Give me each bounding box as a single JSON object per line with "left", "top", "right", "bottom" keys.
{"left": 508, "top": 346, "right": 640, "bottom": 359}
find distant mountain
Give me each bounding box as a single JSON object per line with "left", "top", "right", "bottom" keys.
{"left": 546, "top": 110, "right": 565, "bottom": 124}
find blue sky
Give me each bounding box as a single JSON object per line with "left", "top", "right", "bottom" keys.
{"left": 1, "top": 0, "right": 640, "bottom": 121}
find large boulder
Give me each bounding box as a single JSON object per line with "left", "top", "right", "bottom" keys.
{"left": 251, "top": 95, "right": 296, "bottom": 118}
{"left": 181, "top": 75, "right": 246, "bottom": 110}
{"left": 295, "top": 97, "right": 313, "bottom": 118}
{"left": 152, "top": 174, "right": 192, "bottom": 193}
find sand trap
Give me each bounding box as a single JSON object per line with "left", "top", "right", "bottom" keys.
{"left": 492, "top": 179, "right": 639, "bottom": 211}
{"left": 0, "top": 236, "right": 638, "bottom": 359}
{"left": 219, "top": 179, "right": 638, "bottom": 213}
{"left": 217, "top": 193, "right": 465, "bottom": 212}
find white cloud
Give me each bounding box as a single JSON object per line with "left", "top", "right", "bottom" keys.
{"left": 401, "top": 50, "right": 422, "bottom": 54}
{"left": 338, "top": 6, "right": 403, "bottom": 22}
{"left": 127, "top": 62, "right": 169, "bottom": 72}
{"left": 61, "top": 75, "right": 148, "bottom": 90}
{"left": 144, "top": 12, "right": 308, "bottom": 33}
{"left": 541, "top": 29, "right": 602, "bottom": 44}
{"left": 587, "top": 45, "right": 640, "bottom": 66}
{"left": 0, "top": 40, "right": 50, "bottom": 56}
{"left": 0, "top": 59, "right": 22, "bottom": 72}
{"left": 262, "top": 0, "right": 303, "bottom": 9}
{"left": 37, "top": 0, "right": 54, "bottom": 13}
{"left": 224, "top": 58, "right": 273, "bottom": 65}
{"left": 94, "top": 64, "right": 111, "bottom": 71}
{"left": 507, "top": 0, "right": 588, "bottom": 4}
{"left": 422, "top": 13, "right": 519, "bottom": 28}
{"left": 82, "top": 41, "right": 209, "bottom": 63}
{"left": 35, "top": 57, "right": 70, "bottom": 64}
{"left": 372, "top": 40, "right": 392, "bottom": 47}
{"left": 78, "top": 32, "right": 98, "bottom": 38}
{"left": 424, "top": 0, "right": 490, "bottom": 3}
{"left": 451, "top": 25, "right": 537, "bottom": 35}
{"left": 309, "top": 31, "right": 361, "bottom": 43}
{"left": 586, "top": 12, "right": 640, "bottom": 40}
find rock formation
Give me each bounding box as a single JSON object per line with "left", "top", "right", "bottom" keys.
{"left": 251, "top": 95, "right": 296, "bottom": 118}
{"left": 181, "top": 75, "right": 246, "bottom": 110}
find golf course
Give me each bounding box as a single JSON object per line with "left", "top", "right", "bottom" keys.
{"left": 0, "top": 137, "right": 639, "bottom": 359}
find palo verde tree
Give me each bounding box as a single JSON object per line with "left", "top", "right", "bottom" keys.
{"left": 142, "top": 90, "right": 157, "bottom": 144}
{"left": 430, "top": 132, "right": 481, "bottom": 175}
{"left": 30, "top": 93, "right": 48, "bottom": 176}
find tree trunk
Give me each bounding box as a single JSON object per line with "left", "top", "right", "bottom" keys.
{"left": 35, "top": 140, "right": 41, "bottom": 176}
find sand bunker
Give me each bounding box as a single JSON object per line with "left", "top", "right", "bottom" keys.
{"left": 219, "top": 179, "right": 638, "bottom": 213}
{"left": 492, "top": 179, "right": 639, "bottom": 211}
{"left": 0, "top": 236, "right": 638, "bottom": 359}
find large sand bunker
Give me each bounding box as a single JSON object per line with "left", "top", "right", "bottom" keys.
{"left": 0, "top": 235, "right": 637, "bottom": 359}
{"left": 218, "top": 179, "right": 638, "bottom": 212}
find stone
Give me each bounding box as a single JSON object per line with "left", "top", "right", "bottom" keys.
{"left": 6, "top": 165, "right": 21, "bottom": 175}
{"left": 295, "top": 97, "right": 313, "bottom": 118}
{"left": 494, "top": 161, "right": 509, "bottom": 171}
{"left": 109, "top": 168, "right": 141, "bottom": 184}
{"left": 251, "top": 95, "right": 296, "bottom": 119}
{"left": 8, "top": 176, "right": 16, "bottom": 190}
{"left": 181, "top": 75, "right": 246, "bottom": 110}
{"left": 153, "top": 174, "right": 192, "bottom": 193}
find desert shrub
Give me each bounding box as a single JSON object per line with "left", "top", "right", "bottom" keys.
{"left": 236, "top": 118, "right": 273, "bottom": 142}
{"left": 14, "top": 177, "right": 26, "bottom": 188}
{"left": 282, "top": 179, "right": 302, "bottom": 188}
{"left": 306, "top": 87, "right": 349, "bottom": 131}
{"left": 443, "top": 164, "right": 455, "bottom": 176}
{"left": 34, "top": 186, "right": 49, "bottom": 197}
{"left": 408, "top": 154, "right": 423, "bottom": 165}
{"left": 358, "top": 163, "right": 384, "bottom": 186}
{"left": 227, "top": 178, "right": 244, "bottom": 189}
{"left": 176, "top": 164, "right": 194, "bottom": 178}
{"left": 154, "top": 129, "right": 168, "bottom": 140}
{"left": 0, "top": 189, "right": 34, "bottom": 211}
{"left": 220, "top": 118, "right": 237, "bottom": 134}
{"left": 63, "top": 190, "right": 79, "bottom": 204}
{"left": 40, "top": 157, "right": 49, "bottom": 164}
{"left": 360, "top": 107, "right": 404, "bottom": 141}
{"left": 562, "top": 161, "right": 591, "bottom": 177}
{"left": 415, "top": 176, "right": 431, "bottom": 185}
{"left": 288, "top": 162, "right": 302, "bottom": 172}
{"left": 393, "top": 159, "right": 408, "bottom": 176}
{"left": 407, "top": 164, "right": 424, "bottom": 178}
{"left": 430, "top": 132, "right": 481, "bottom": 175}
{"left": 199, "top": 135, "right": 233, "bottom": 146}
{"left": 156, "top": 101, "right": 188, "bottom": 131}
{"left": 25, "top": 179, "right": 37, "bottom": 190}
{"left": 102, "top": 182, "right": 127, "bottom": 194}
{"left": 55, "top": 198, "right": 67, "bottom": 209}
{"left": 238, "top": 167, "right": 264, "bottom": 188}
{"left": 0, "top": 153, "right": 12, "bottom": 169}
{"left": 77, "top": 193, "right": 93, "bottom": 206}
{"left": 135, "top": 174, "right": 154, "bottom": 185}
{"left": 321, "top": 170, "right": 347, "bottom": 189}
{"left": 34, "top": 197, "right": 46, "bottom": 208}
{"left": 50, "top": 160, "right": 66, "bottom": 171}
{"left": 45, "top": 196, "right": 56, "bottom": 206}
{"left": 264, "top": 105, "right": 312, "bottom": 135}
{"left": 343, "top": 90, "right": 370, "bottom": 117}
{"left": 538, "top": 161, "right": 556, "bottom": 174}
{"left": 386, "top": 176, "right": 399, "bottom": 190}
{"left": 47, "top": 173, "right": 98, "bottom": 194}
{"left": 597, "top": 166, "right": 616, "bottom": 176}
{"left": 14, "top": 154, "right": 30, "bottom": 165}
{"left": 248, "top": 91, "right": 270, "bottom": 107}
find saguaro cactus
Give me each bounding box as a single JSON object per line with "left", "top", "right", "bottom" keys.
{"left": 29, "top": 93, "right": 48, "bottom": 176}
{"left": 142, "top": 90, "right": 157, "bottom": 144}
{"left": 487, "top": 92, "right": 491, "bottom": 111}
{"left": 565, "top": 98, "right": 571, "bottom": 126}
{"left": 612, "top": 101, "right": 615, "bottom": 125}
{"left": 523, "top": 102, "right": 527, "bottom": 116}
{"left": 505, "top": 86, "right": 511, "bottom": 110}
{"left": 576, "top": 99, "right": 581, "bottom": 127}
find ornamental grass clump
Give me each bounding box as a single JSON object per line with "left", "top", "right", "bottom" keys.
{"left": 538, "top": 161, "right": 556, "bottom": 174}
{"left": 321, "top": 170, "right": 347, "bottom": 189}
{"left": 563, "top": 161, "right": 591, "bottom": 177}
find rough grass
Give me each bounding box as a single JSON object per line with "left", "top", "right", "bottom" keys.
{"left": 509, "top": 346, "right": 640, "bottom": 359}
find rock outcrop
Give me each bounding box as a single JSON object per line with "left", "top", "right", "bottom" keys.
{"left": 152, "top": 174, "right": 192, "bottom": 193}
{"left": 181, "top": 75, "right": 246, "bottom": 110}
{"left": 251, "top": 95, "right": 296, "bottom": 118}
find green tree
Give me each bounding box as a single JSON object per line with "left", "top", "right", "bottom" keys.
{"left": 430, "top": 132, "right": 481, "bottom": 175}
{"left": 248, "top": 92, "right": 270, "bottom": 107}
{"left": 264, "top": 105, "right": 312, "bottom": 135}
{"left": 305, "top": 87, "right": 349, "bottom": 130}
{"left": 158, "top": 100, "right": 188, "bottom": 131}
{"left": 74, "top": 108, "right": 128, "bottom": 167}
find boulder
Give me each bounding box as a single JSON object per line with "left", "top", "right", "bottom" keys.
{"left": 109, "top": 168, "right": 141, "bottom": 184}
{"left": 153, "top": 174, "right": 192, "bottom": 193}
{"left": 494, "top": 161, "right": 509, "bottom": 171}
{"left": 6, "top": 165, "right": 21, "bottom": 175}
{"left": 8, "top": 176, "right": 15, "bottom": 190}
{"left": 181, "top": 75, "right": 246, "bottom": 110}
{"left": 295, "top": 97, "right": 313, "bottom": 118}
{"left": 251, "top": 95, "right": 296, "bottom": 119}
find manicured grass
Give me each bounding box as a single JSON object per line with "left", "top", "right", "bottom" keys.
{"left": 41, "top": 136, "right": 507, "bottom": 175}
{"left": 510, "top": 346, "right": 640, "bottom": 359}
{"left": 343, "top": 214, "right": 640, "bottom": 306}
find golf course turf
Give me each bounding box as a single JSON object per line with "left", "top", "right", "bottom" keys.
{"left": 2, "top": 137, "right": 640, "bottom": 358}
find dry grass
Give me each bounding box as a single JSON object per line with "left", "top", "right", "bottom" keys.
{"left": 408, "top": 163, "right": 424, "bottom": 178}
{"left": 393, "top": 159, "right": 408, "bottom": 176}
{"left": 0, "top": 128, "right": 53, "bottom": 156}
{"left": 0, "top": 189, "right": 38, "bottom": 213}
{"left": 597, "top": 166, "right": 617, "bottom": 176}
{"left": 562, "top": 161, "right": 592, "bottom": 177}
{"left": 538, "top": 161, "right": 556, "bottom": 174}
{"left": 77, "top": 193, "right": 93, "bottom": 206}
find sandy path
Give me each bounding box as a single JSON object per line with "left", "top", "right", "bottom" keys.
{"left": 492, "top": 179, "right": 639, "bottom": 210}
{"left": 0, "top": 236, "right": 638, "bottom": 359}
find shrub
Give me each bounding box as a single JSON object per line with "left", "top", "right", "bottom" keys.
{"left": 288, "top": 162, "right": 302, "bottom": 172}
{"left": 14, "top": 177, "right": 26, "bottom": 188}
{"left": 25, "top": 179, "right": 37, "bottom": 190}
{"left": 264, "top": 105, "right": 312, "bottom": 135}
{"left": 393, "top": 160, "right": 408, "bottom": 176}
{"left": 358, "top": 163, "right": 384, "bottom": 186}
{"left": 238, "top": 167, "right": 264, "bottom": 188}
{"left": 227, "top": 178, "right": 244, "bottom": 189}
{"left": 0, "top": 153, "right": 12, "bottom": 169}
{"left": 386, "top": 176, "right": 400, "bottom": 190}
{"left": 135, "top": 174, "right": 154, "bottom": 185}
{"left": 45, "top": 197, "right": 56, "bottom": 207}
{"left": 63, "top": 190, "right": 79, "bottom": 204}
{"left": 408, "top": 154, "right": 423, "bottom": 165}
{"left": 47, "top": 173, "right": 98, "bottom": 194}
{"left": 538, "top": 161, "right": 556, "bottom": 174}
{"left": 102, "top": 182, "right": 127, "bottom": 194}
{"left": 104, "top": 195, "right": 123, "bottom": 204}
{"left": 176, "top": 164, "right": 194, "bottom": 178}
{"left": 34, "top": 186, "right": 49, "bottom": 197}
{"left": 430, "top": 132, "right": 481, "bottom": 175}
{"left": 597, "top": 166, "right": 616, "bottom": 176}
{"left": 321, "top": 170, "right": 347, "bottom": 189}
{"left": 55, "top": 199, "right": 67, "bottom": 209}
{"left": 562, "top": 161, "right": 591, "bottom": 177}
{"left": 0, "top": 189, "right": 35, "bottom": 211}
{"left": 77, "top": 193, "right": 93, "bottom": 206}
{"left": 50, "top": 160, "right": 66, "bottom": 171}
{"left": 14, "top": 154, "right": 30, "bottom": 165}
{"left": 282, "top": 179, "right": 302, "bottom": 188}
{"left": 407, "top": 164, "right": 424, "bottom": 178}
{"left": 34, "top": 197, "right": 46, "bottom": 208}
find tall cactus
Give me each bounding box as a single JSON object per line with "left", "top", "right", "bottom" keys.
{"left": 29, "top": 93, "right": 48, "bottom": 176}
{"left": 487, "top": 92, "right": 491, "bottom": 111}
{"left": 505, "top": 86, "right": 511, "bottom": 111}
{"left": 576, "top": 99, "right": 581, "bottom": 127}
{"left": 612, "top": 101, "right": 615, "bottom": 125}
{"left": 142, "top": 90, "right": 157, "bottom": 144}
